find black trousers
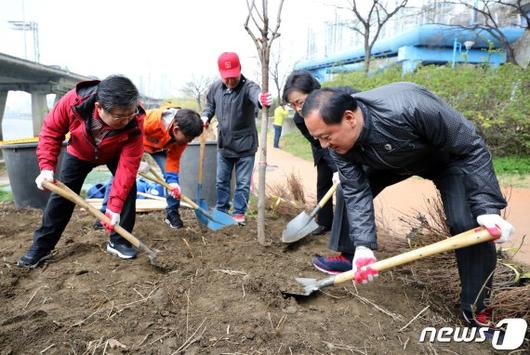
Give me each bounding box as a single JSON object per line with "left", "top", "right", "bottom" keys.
{"left": 316, "top": 158, "right": 334, "bottom": 229}
{"left": 329, "top": 168, "right": 496, "bottom": 312}
{"left": 32, "top": 152, "right": 137, "bottom": 250}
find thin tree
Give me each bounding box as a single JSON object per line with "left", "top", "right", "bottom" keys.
{"left": 441, "top": 0, "right": 530, "bottom": 66}
{"left": 181, "top": 75, "right": 212, "bottom": 111}
{"left": 244, "top": 0, "right": 285, "bottom": 245}
{"left": 338, "top": 0, "right": 408, "bottom": 74}
{"left": 270, "top": 41, "right": 287, "bottom": 103}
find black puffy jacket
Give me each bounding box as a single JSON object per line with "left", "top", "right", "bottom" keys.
{"left": 331, "top": 82, "right": 506, "bottom": 249}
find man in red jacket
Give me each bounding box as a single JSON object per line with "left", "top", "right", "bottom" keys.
{"left": 17, "top": 75, "right": 145, "bottom": 267}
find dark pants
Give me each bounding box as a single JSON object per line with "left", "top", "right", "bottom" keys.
{"left": 273, "top": 125, "right": 282, "bottom": 148}
{"left": 316, "top": 159, "right": 335, "bottom": 229}
{"left": 330, "top": 168, "right": 496, "bottom": 312}
{"left": 32, "top": 152, "right": 137, "bottom": 250}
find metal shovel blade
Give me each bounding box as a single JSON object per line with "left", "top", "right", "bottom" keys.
{"left": 282, "top": 276, "right": 334, "bottom": 297}
{"left": 281, "top": 211, "right": 320, "bottom": 243}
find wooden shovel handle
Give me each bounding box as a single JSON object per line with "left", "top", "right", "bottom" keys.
{"left": 309, "top": 183, "right": 339, "bottom": 218}
{"left": 42, "top": 180, "right": 144, "bottom": 250}
{"left": 138, "top": 171, "right": 200, "bottom": 210}
{"left": 334, "top": 227, "right": 496, "bottom": 284}
{"left": 198, "top": 131, "right": 206, "bottom": 185}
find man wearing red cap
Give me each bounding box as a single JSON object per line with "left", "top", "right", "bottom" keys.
{"left": 201, "top": 52, "right": 272, "bottom": 226}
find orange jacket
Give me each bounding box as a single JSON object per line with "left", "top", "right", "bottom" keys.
{"left": 143, "top": 109, "right": 187, "bottom": 174}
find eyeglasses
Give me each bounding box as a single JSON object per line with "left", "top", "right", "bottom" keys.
{"left": 287, "top": 98, "right": 305, "bottom": 110}
{"left": 106, "top": 107, "right": 140, "bottom": 121}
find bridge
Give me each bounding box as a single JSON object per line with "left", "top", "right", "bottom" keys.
{"left": 0, "top": 51, "right": 162, "bottom": 142}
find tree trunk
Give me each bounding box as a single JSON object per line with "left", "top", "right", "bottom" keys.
{"left": 363, "top": 36, "right": 371, "bottom": 75}
{"left": 257, "top": 48, "right": 270, "bottom": 245}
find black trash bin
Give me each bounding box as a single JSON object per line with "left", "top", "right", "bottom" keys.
{"left": 1, "top": 141, "right": 66, "bottom": 209}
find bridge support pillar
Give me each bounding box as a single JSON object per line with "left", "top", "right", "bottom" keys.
{"left": 0, "top": 90, "right": 7, "bottom": 143}
{"left": 31, "top": 92, "right": 48, "bottom": 137}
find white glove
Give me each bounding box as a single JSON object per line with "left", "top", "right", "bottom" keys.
{"left": 352, "top": 246, "right": 378, "bottom": 284}
{"left": 332, "top": 172, "right": 340, "bottom": 185}
{"left": 138, "top": 161, "right": 150, "bottom": 174}
{"left": 167, "top": 182, "right": 181, "bottom": 199}
{"left": 477, "top": 214, "right": 514, "bottom": 243}
{"left": 258, "top": 92, "right": 273, "bottom": 108}
{"left": 201, "top": 116, "right": 209, "bottom": 128}
{"left": 35, "top": 169, "right": 54, "bottom": 190}
{"left": 103, "top": 208, "right": 120, "bottom": 233}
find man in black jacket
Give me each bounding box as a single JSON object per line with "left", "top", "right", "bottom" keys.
{"left": 302, "top": 83, "right": 514, "bottom": 330}
{"left": 201, "top": 52, "right": 272, "bottom": 226}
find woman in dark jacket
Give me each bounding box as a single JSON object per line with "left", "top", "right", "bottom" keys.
{"left": 282, "top": 70, "right": 358, "bottom": 235}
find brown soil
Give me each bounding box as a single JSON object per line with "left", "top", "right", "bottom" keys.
{"left": 0, "top": 204, "right": 500, "bottom": 354}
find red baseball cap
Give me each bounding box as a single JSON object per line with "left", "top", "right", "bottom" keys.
{"left": 218, "top": 52, "right": 241, "bottom": 79}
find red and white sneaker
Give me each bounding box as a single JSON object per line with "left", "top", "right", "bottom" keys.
{"left": 462, "top": 308, "right": 505, "bottom": 340}
{"left": 233, "top": 214, "right": 246, "bottom": 226}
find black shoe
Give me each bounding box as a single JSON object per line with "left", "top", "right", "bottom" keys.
{"left": 165, "top": 210, "right": 184, "bottom": 229}
{"left": 93, "top": 219, "right": 104, "bottom": 230}
{"left": 310, "top": 225, "right": 331, "bottom": 236}
{"left": 17, "top": 247, "right": 53, "bottom": 268}
{"left": 107, "top": 240, "right": 137, "bottom": 259}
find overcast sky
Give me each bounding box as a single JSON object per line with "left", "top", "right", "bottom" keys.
{"left": 1, "top": 0, "right": 339, "bottom": 98}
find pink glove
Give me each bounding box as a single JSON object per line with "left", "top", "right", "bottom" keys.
{"left": 168, "top": 183, "right": 181, "bottom": 199}
{"left": 477, "top": 214, "right": 514, "bottom": 243}
{"left": 259, "top": 92, "right": 272, "bottom": 108}
{"left": 102, "top": 209, "right": 120, "bottom": 233}
{"left": 352, "top": 246, "right": 378, "bottom": 284}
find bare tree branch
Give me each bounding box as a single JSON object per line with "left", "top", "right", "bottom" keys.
{"left": 337, "top": 0, "right": 409, "bottom": 73}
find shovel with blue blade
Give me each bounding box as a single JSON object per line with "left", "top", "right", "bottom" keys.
{"left": 138, "top": 167, "right": 236, "bottom": 231}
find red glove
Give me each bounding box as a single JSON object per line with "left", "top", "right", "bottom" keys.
{"left": 259, "top": 92, "right": 272, "bottom": 108}
{"left": 102, "top": 209, "right": 120, "bottom": 233}
{"left": 352, "top": 246, "right": 378, "bottom": 284}
{"left": 201, "top": 116, "right": 209, "bottom": 128}
{"left": 168, "top": 183, "right": 181, "bottom": 199}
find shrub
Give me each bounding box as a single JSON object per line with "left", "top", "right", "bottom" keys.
{"left": 326, "top": 64, "right": 530, "bottom": 156}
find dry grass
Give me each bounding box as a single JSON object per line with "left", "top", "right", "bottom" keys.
{"left": 383, "top": 193, "right": 529, "bottom": 323}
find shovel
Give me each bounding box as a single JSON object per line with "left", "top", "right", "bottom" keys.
{"left": 138, "top": 170, "right": 237, "bottom": 231}
{"left": 195, "top": 131, "right": 209, "bottom": 225}
{"left": 287, "top": 227, "right": 498, "bottom": 297}
{"left": 42, "top": 180, "right": 159, "bottom": 264}
{"left": 282, "top": 182, "right": 339, "bottom": 243}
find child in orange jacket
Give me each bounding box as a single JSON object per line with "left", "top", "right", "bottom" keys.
{"left": 142, "top": 107, "right": 203, "bottom": 228}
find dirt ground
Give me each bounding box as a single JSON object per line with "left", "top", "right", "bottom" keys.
{"left": 0, "top": 203, "right": 508, "bottom": 354}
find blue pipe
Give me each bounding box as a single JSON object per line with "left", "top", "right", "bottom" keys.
{"left": 295, "top": 24, "right": 524, "bottom": 71}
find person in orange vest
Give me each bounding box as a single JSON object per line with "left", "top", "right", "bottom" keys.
{"left": 96, "top": 107, "right": 203, "bottom": 229}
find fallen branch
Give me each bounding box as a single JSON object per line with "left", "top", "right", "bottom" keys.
{"left": 399, "top": 305, "right": 430, "bottom": 332}
{"left": 172, "top": 318, "right": 208, "bottom": 354}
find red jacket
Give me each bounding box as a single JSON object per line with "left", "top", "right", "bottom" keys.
{"left": 37, "top": 80, "right": 145, "bottom": 213}
{"left": 143, "top": 109, "right": 187, "bottom": 174}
